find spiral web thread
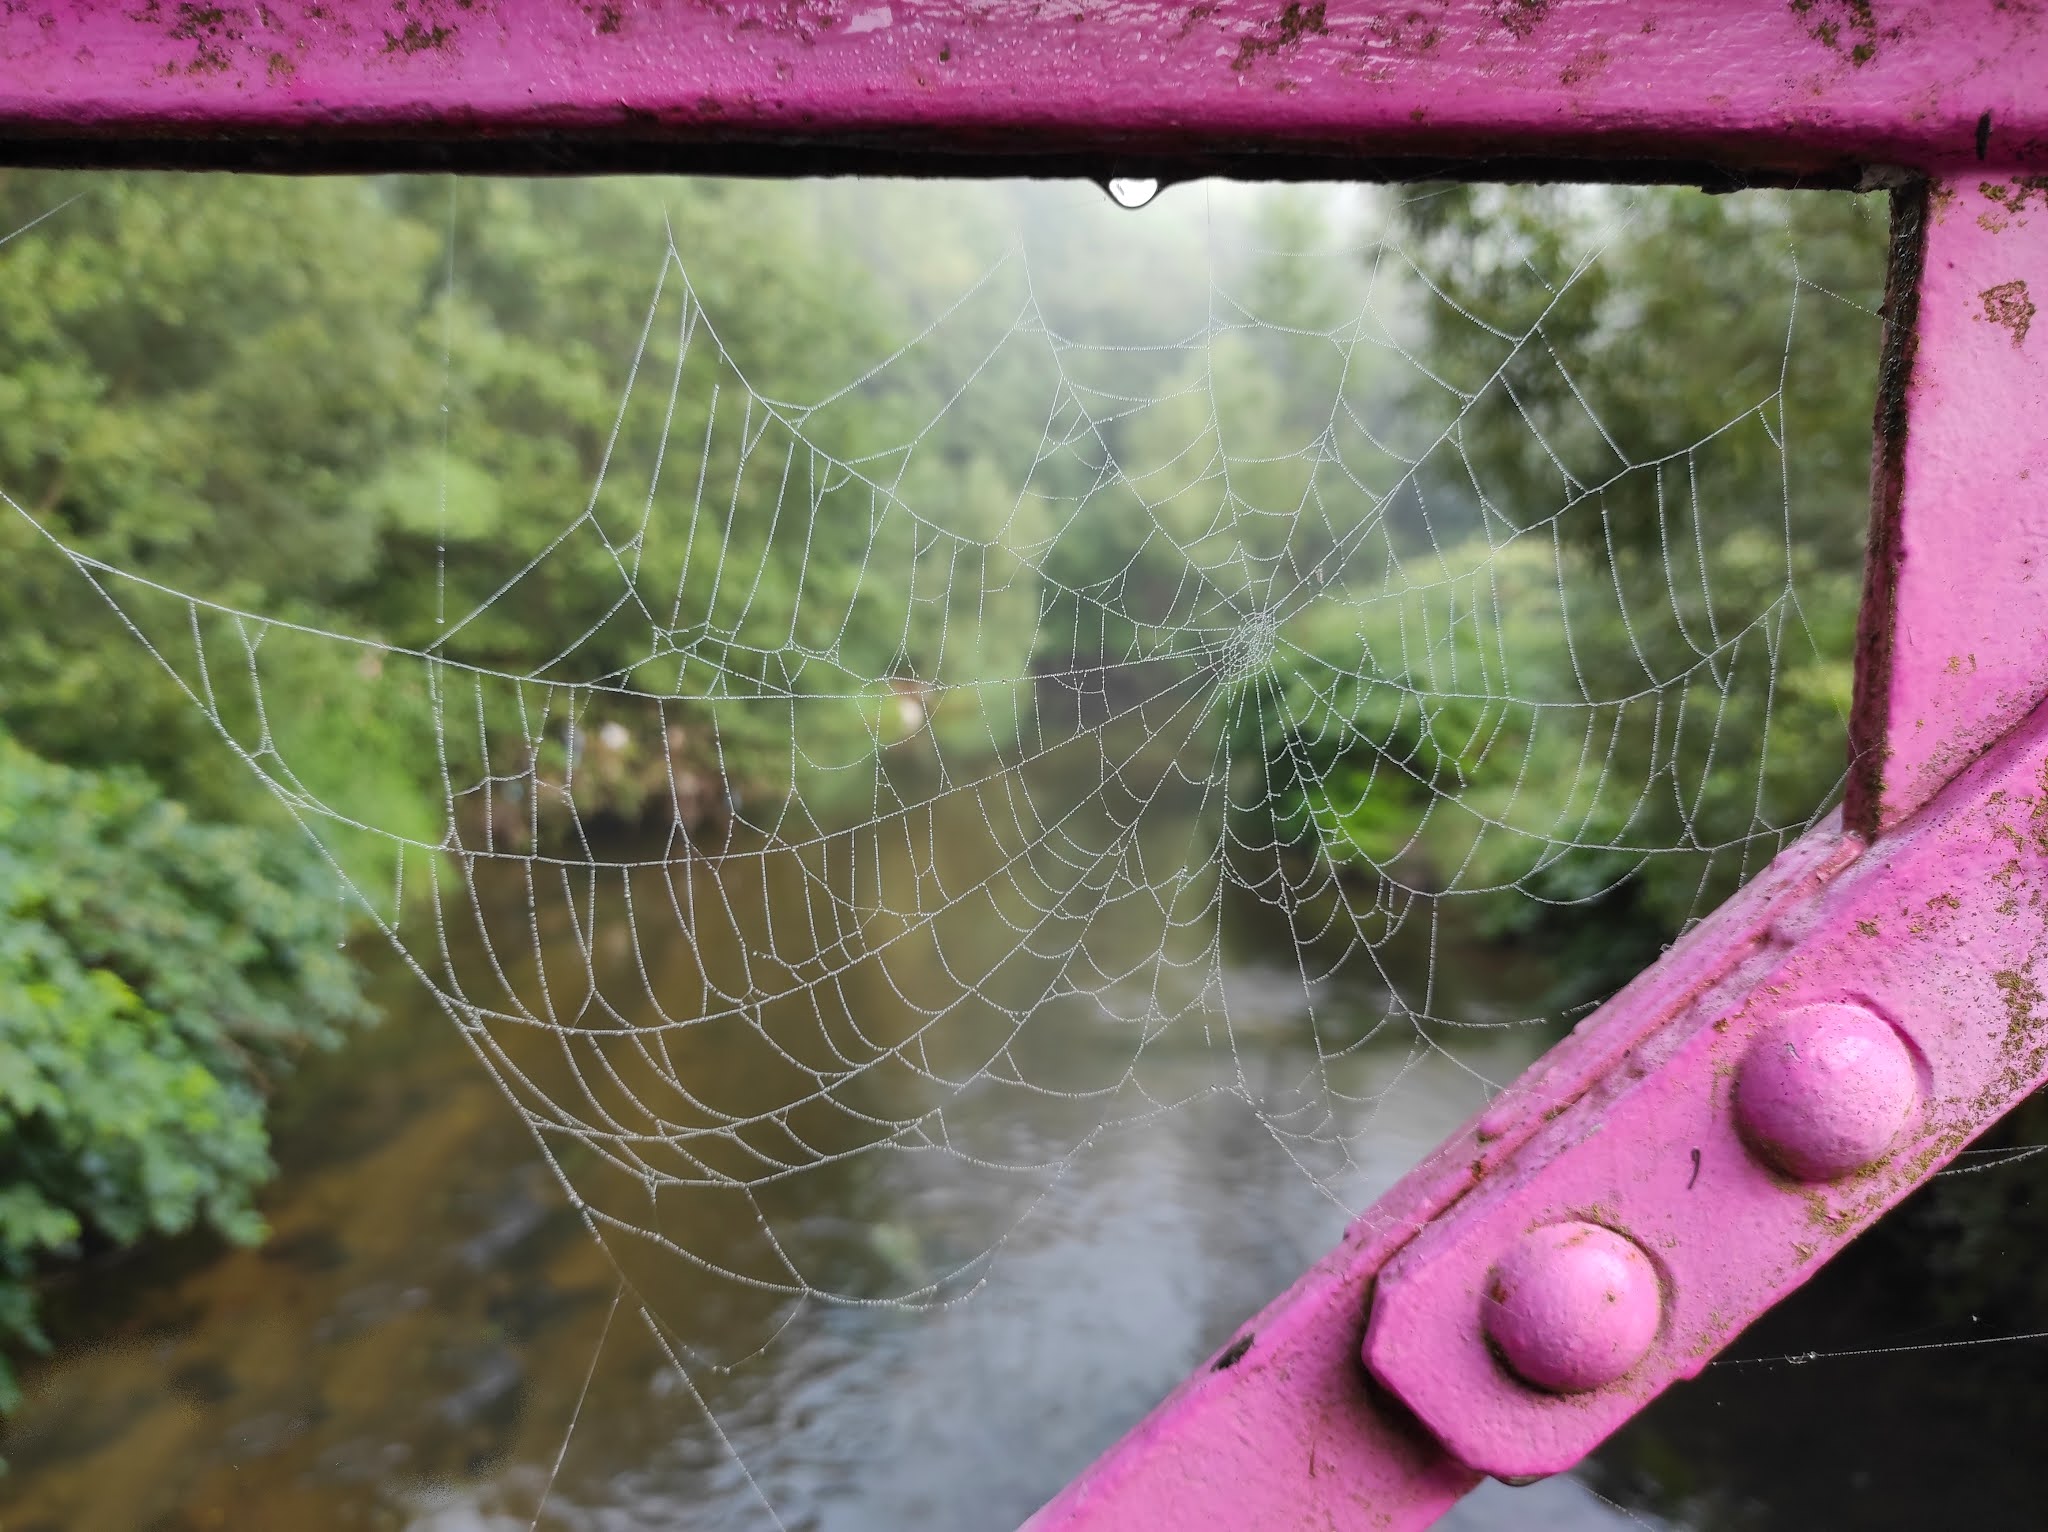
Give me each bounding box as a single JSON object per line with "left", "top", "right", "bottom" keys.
{"left": 6, "top": 178, "right": 1882, "bottom": 1524}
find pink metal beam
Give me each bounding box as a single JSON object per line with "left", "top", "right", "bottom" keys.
{"left": 1849, "top": 175, "right": 2048, "bottom": 829}
{"left": 1, "top": 2, "right": 2047, "bottom": 180}
{"left": 1029, "top": 821, "right": 1860, "bottom": 1530}
{"left": 12, "top": 10, "right": 2048, "bottom": 1532}
{"left": 1370, "top": 698, "right": 2048, "bottom": 1479}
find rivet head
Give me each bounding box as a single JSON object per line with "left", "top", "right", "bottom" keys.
{"left": 1734, "top": 1002, "right": 1918, "bottom": 1183}
{"left": 1481, "top": 1222, "right": 1661, "bottom": 1394}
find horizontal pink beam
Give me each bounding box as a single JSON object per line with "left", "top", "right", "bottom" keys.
{"left": 2, "top": 1, "right": 2046, "bottom": 177}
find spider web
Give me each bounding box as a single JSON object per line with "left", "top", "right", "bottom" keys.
{"left": 6, "top": 176, "right": 1880, "bottom": 1526}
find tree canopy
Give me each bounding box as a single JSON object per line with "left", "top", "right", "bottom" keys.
{"left": 0, "top": 170, "right": 1888, "bottom": 1401}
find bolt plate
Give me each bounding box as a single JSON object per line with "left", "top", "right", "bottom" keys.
{"left": 1365, "top": 698, "right": 2048, "bottom": 1480}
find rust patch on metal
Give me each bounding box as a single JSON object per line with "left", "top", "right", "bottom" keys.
{"left": 1980, "top": 279, "right": 2038, "bottom": 346}
{"left": 1979, "top": 176, "right": 2048, "bottom": 232}
{"left": 1490, "top": 0, "right": 1549, "bottom": 40}
{"left": 1789, "top": 0, "right": 1896, "bottom": 66}
{"left": 1361, "top": 9, "right": 1442, "bottom": 58}
{"left": 1994, "top": 966, "right": 2046, "bottom": 1051}
{"left": 1845, "top": 180, "right": 1931, "bottom": 836}
{"left": 1559, "top": 45, "right": 1611, "bottom": 87}
{"left": 150, "top": 1, "right": 244, "bottom": 75}
{"left": 385, "top": 18, "right": 457, "bottom": 55}
{"left": 126, "top": 0, "right": 481, "bottom": 81}
{"left": 1174, "top": 2, "right": 1220, "bottom": 43}
{"left": 1231, "top": 0, "right": 1327, "bottom": 72}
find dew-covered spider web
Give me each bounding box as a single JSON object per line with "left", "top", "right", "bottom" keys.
{"left": 2, "top": 175, "right": 1894, "bottom": 1528}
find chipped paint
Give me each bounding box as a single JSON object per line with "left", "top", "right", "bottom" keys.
{"left": 1981, "top": 278, "right": 2037, "bottom": 345}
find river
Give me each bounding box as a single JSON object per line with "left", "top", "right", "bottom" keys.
{"left": 5, "top": 760, "right": 2048, "bottom": 1531}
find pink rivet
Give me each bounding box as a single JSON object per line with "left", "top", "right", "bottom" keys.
{"left": 1481, "top": 1222, "right": 1660, "bottom": 1394}
{"left": 1734, "top": 1002, "right": 1918, "bottom": 1182}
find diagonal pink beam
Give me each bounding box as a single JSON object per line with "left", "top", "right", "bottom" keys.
{"left": 1024, "top": 826, "right": 1858, "bottom": 1530}
{"left": 1849, "top": 174, "right": 2048, "bottom": 830}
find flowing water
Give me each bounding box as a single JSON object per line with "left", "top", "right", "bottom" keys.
{"left": 6, "top": 772, "right": 2048, "bottom": 1531}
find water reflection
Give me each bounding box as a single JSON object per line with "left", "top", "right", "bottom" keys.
{"left": 12, "top": 766, "right": 2048, "bottom": 1532}
{"left": 16, "top": 753, "right": 2045, "bottom": 1530}
{"left": 2, "top": 756, "right": 1566, "bottom": 1530}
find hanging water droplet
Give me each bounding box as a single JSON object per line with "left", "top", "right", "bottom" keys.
{"left": 1105, "top": 177, "right": 1160, "bottom": 210}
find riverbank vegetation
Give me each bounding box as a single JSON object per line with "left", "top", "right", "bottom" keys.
{"left": 0, "top": 172, "right": 1887, "bottom": 1403}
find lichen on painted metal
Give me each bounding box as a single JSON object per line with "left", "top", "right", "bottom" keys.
{"left": 1369, "top": 689, "right": 2048, "bottom": 1479}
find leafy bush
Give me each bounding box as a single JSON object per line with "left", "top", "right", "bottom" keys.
{"left": 0, "top": 730, "right": 369, "bottom": 1409}
{"left": 1235, "top": 187, "right": 1882, "bottom": 971}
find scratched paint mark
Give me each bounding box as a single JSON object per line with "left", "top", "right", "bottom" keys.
{"left": 1981, "top": 279, "right": 2037, "bottom": 347}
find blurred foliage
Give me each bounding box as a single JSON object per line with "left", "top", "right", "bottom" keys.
{"left": 2, "top": 177, "right": 1881, "bottom": 937}
{"left": 0, "top": 729, "right": 367, "bottom": 1410}
{"left": 1235, "top": 185, "right": 1886, "bottom": 984}
{"left": 0, "top": 171, "right": 1893, "bottom": 1402}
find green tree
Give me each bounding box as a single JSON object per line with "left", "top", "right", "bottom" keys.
{"left": 0, "top": 172, "right": 440, "bottom": 806}
{"left": 0, "top": 730, "right": 368, "bottom": 1409}
{"left": 1236, "top": 185, "right": 1888, "bottom": 967}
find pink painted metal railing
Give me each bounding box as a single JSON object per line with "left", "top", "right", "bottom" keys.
{"left": 6, "top": 5, "right": 2048, "bottom": 1528}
